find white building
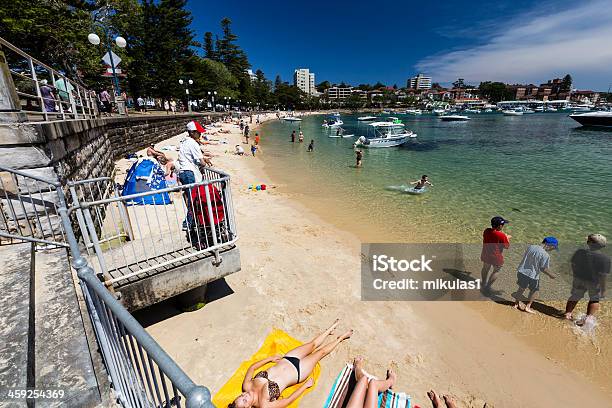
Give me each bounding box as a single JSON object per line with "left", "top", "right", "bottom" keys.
{"left": 246, "top": 69, "right": 258, "bottom": 82}
{"left": 294, "top": 68, "right": 317, "bottom": 95}
{"left": 408, "top": 73, "right": 432, "bottom": 90}
{"left": 326, "top": 87, "right": 353, "bottom": 99}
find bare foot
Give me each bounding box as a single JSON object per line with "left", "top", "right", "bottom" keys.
{"left": 524, "top": 306, "right": 536, "bottom": 314}
{"left": 327, "top": 319, "right": 341, "bottom": 336}
{"left": 386, "top": 369, "right": 397, "bottom": 389}
{"left": 563, "top": 312, "right": 573, "bottom": 320}
{"left": 354, "top": 356, "right": 366, "bottom": 381}
{"left": 427, "top": 390, "right": 442, "bottom": 408}
{"left": 338, "top": 329, "right": 354, "bottom": 341}
{"left": 514, "top": 301, "right": 526, "bottom": 311}
{"left": 443, "top": 395, "right": 458, "bottom": 408}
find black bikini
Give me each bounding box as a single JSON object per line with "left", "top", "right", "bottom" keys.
{"left": 283, "top": 356, "right": 301, "bottom": 382}
{"left": 253, "top": 356, "right": 301, "bottom": 402}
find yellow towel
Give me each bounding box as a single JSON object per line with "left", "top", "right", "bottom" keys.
{"left": 213, "top": 329, "right": 321, "bottom": 408}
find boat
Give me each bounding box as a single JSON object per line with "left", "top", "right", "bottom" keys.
{"left": 322, "top": 117, "right": 344, "bottom": 128}
{"left": 569, "top": 111, "right": 612, "bottom": 128}
{"left": 331, "top": 112, "right": 341, "bottom": 116}
{"left": 328, "top": 128, "right": 355, "bottom": 138}
{"left": 357, "top": 116, "right": 377, "bottom": 121}
{"left": 546, "top": 107, "right": 558, "bottom": 112}
{"left": 503, "top": 109, "right": 523, "bottom": 116}
{"left": 464, "top": 109, "right": 480, "bottom": 114}
{"left": 534, "top": 106, "right": 544, "bottom": 112}
{"left": 433, "top": 109, "right": 446, "bottom": 116}
{"left": 522, "top": 108, "right": 535, "bottom": 114}
{"left": 283, "top": 116, "right": 302, "bottom": 122}
{"left": 440, "top": 115, "right": 470, "bottom": 121}
{"left": 354, "top": 122, "right": 417, "bottom": 148}
{"left": 405, "top": 109, "right": 422, "bottom": 115}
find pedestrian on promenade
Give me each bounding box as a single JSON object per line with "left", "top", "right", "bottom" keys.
{"left": 563, "top": 234, "right": 609, "bottom": 325}
{"left": 170, "top": 99, "right": 177, "bottom": 114}
{"left": 513, "top": 237, "right": 558, "bottom": 313}
{"left": 137, "top": 96, "right": 145, "bottom": 113}
{"left": 164, "top": 100, "right": 170, "bottom": 114}
{"left": 39, "top": 80, "right": 56, "bottom": 113}
{"left": 99, "top": 89, "right": 112, "bottom": 115}
{"left": 480, "top": 216, "right": 511, "bottom": 294}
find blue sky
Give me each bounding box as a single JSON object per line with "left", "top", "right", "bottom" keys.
{"left": 187, "top": 0, "right": 612, "bottom": 91}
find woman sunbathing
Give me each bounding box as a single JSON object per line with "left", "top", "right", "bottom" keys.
{"left": 229, "top": 320, "right": 352, "bottom": 408}
{"left": 345, "top": 357, "right": 397, "bottom": 408}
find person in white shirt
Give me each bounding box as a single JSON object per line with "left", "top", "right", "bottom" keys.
{"left": 177, "top": 121, "right": 208, "bottom": 229}
{"left": 235, "top": 145, "right": 245, "bottom": 156}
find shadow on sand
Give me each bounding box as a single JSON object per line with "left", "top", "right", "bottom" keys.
{"left": 134, "top": 278, "right": 235, "bottom": 327}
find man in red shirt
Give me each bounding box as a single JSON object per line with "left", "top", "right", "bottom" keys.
{"left": 481, "top": 216, "right": 511, "bottom": 294}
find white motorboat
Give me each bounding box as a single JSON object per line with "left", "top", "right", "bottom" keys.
{"left": 328, "top": 128, "right": 355, "bottom": 138}
{"left": 433, "top": 109, "right": 446, "bottom": 116}
{"left": 440, "top": 115, "right": 470, "bottom": 121}
{"left": 357, "top": 115, "right": 377, "bottom": 121}
{"left": 534, "top": 106, "right": 545, "bottom": 112}
{"left": 354, "top": 122, "right": 416, "bottom": 148}
{"left": 283, "top": 116, "right": 302, "bottom": 122}
{"left": 503, "top": 109, "right": 523, "bottom": 116}
{"left": 546, "top": 107, "right": 558, "bottom": 112}
{"left": 331, "top": 112, "right": 341, "bottom": 117}
{"left": 464, "top": 109, "right": 480, "bottom": 113}
{"left": 322, "top": 118, "right": 344, "bottom": 128}
{"left": 405, "top": 109, "right": 422, "bottom": 115}
{"left": 569, "top": 111, "right": 612, "bottom": 128}
{"left": 522, "top": 108, "right": 535, "bottom": 114}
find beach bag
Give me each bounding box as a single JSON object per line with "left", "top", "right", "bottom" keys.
{"left": 187, "top": 183, "right": 231, "bottom": 249}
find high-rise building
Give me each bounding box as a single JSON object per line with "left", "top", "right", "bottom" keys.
{"left": 294, "top": 68, "right": 317, "bottom": 95}
{"left": 408, "top": 73, "right": 432, "bottom": 90}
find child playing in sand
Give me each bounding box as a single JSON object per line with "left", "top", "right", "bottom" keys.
{"left": 513, "top": 237, "right": 558, "bottom": 313}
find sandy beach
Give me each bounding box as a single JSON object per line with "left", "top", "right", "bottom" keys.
{"left": 122, "top": 114, "right": 611, "bottom": 408}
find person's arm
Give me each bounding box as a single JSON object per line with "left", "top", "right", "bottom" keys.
{"left": 426, "top": 181, "right": 434, "bottom": 187}
{"left": 267, "top": 378, "right": 314, "bottom": 408}
{"left": 242, "top": 355, "right": 282, "bottom": 390}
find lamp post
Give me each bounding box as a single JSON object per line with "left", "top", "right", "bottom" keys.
{"left": 88, "top": 6, "right": 126, "bottom": 98}
{"left": 179, "top": 78, "right": 193, "bottom": 113}
{"left": 207, "top": 91, "right": 217, "bottom": 112}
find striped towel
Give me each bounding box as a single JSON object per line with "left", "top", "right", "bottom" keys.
{"left": 323, "top": 364, "right": 411, "bottom": 408}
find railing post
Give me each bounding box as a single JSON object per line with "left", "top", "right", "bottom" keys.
{"left": 185, "top": 386, "right": 214, "bottom": 408}
{"left": 0, "top": 44, "right": 26, "bottom": 122}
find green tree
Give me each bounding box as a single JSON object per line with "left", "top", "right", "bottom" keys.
{"left": 316, "top": 80, "right": 331, "bottom": 93}
{"left": 216, "top": 17, "right": 250, "bottom": 79}
{"left": 478, "top": 81, "right": 512, "bottom": 103}
{"left": 344, "top": 93, "right": 365, "bottom": 111}
{"left": 203, "top": 31, "right": 217, "bottom": 60}
{"left": 560, "top": 74, "right": 573, "bottom": 92}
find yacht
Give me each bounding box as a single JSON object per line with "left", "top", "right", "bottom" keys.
{"left": 405, "top": 109, "right": 422, "bottom": 115}
{"left": 503, "top": 109, "right": 524, "bottom": 116}
{"left": 433, "top": 109, "right": 446, "bottom": 116}
{"left": 464, "top": 108, "right": 480, "bottom": 114}
{"left": 354, "top": 122, "right": 417, "bottom": 148}
{"left": 357, "top": 115, "right": 377, "bottom": 121}
{"left": 322, "top": 117, "right": 344, "bottom": 128}
{"left": 569, "top": 111, "right": 612, "bottom": 128}
{"left": 440, "top": 115, "right": 470, "bottom": 121}
{"left": 283, "top": 116, "right": 302, "bottom": 122}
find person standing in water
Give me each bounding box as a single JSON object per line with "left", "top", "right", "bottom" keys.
{"left": 480, "top": 216, "right": 511, "bottom": 294}
{"left": 298, "top": 130, "right": 304, "bottom": 143}
{"left": 355, "top": 149, "right": 363, "bottom": 167}
{"left": 291, "top": 130, "right": 296, "bottom": 142}
{"left": 307, "top": 140, "right": 314, "bottom": 152}
{"left": 410, "top": 175, "right": 433, "bottom": 190}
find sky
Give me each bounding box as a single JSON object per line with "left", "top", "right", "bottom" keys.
{"left": 187, "top": 0, "right": 612, "bottom": 91}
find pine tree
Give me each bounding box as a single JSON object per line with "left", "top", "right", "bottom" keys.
{"left": 203, "top": 31, "right": 216, "bottom": 60}
{"left": 216, "top": 17, "right": 250, "bottom": 79}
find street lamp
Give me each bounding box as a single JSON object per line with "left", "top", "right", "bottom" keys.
{"left": 88, "top": 6, "right": 126, "bottom": 98}
{"left": 207, "top": 91, "right": 217, "bottom": 112}
{"left": 179, "top": 78, "right": 193, "bottom": 113}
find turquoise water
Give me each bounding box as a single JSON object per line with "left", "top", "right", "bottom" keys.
{"left": 259, "top": 113, "right": 612, "bottom": 243}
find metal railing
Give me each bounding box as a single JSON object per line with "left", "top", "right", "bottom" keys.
{"left": 70, "top": 166, "right": 238, "bottom": 286}
{"left": 0, "top": 37, "right": 98, "bottom": 122}
{"left": 1, "top": 165, "right": 214, "bottom": 407}
{"left": 0, "top": 165, "right": 68, "bottom": 247}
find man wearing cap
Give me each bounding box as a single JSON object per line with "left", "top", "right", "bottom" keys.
{"left": 513, "top": 237, "right": 559, "bottom": 313}
{"left": 177, "top": 121, "right": 208, "bottom": 228}
{"left": 480, "top": 216, "right": 512, "bottom": 294}
{"left": 564, "top": 234, "right": 610, "bottom": 325}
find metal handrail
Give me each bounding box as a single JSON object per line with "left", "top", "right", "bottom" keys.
{"left": 0, "top": 36, "right": 98, "bottom": 122}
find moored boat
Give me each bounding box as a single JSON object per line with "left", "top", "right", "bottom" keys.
{"left": 354, "top": 122, "right": 416, "bottom": 148}
{"left": 440, "top": 115, "right": 470, "bottom": 121}
{"left": 569, "top": 111, "right": 612, "bottom": 128}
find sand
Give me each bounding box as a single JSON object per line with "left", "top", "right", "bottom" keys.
{"left": 127, "top": 114, "right": 611, "bottom": 408}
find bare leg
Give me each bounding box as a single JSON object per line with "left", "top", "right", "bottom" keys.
{"left": 346, "top": 359, "right": 368, "bottom": 408}
{"left": 564, "top": 299, "right": 578, "bottom": 319}
{"left": 587, "top": 301, "right": 600, "bottom": 317}
{"left": 524, "top": 289, "right": 538, "bottom": 314}
{"left": 285, "top": 319, "right": 340, "bottom": 359}
{"left": 364, "top": 369, "right": 396, "bottom": 408}
{"left": 298, "top": 330, "right": 353, "bottom": 382}
{"left": 513, "top": 287, "right": 526, "bottom": 310}
{"left": 427, "top": 390, "right": 442, "bottom": 408}
{"left": 480, "top": 264, "right": 491, "bottom": 288}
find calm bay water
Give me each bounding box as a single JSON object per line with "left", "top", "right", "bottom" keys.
{"left": 259, "top": 112, "right": 611, "bottom": 244}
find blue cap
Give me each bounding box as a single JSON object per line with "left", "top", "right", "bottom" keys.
{"left": 543, "top": 236, "right": 559, "bottom": 250}
{"left": 491, "top": 216, "right": 509, "bottom": 227}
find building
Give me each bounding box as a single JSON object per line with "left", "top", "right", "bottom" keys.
{"left": 326, "top": 86, "right": 353, "bottom": 100}
{"left": 408, "top": 73, "right": 432, "bottom": 90}
{"left": 246, "top": 69, "right": 257, "bottom": 82}
{"left": 293, "top": 68, "right": 317, "bottom": 95}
